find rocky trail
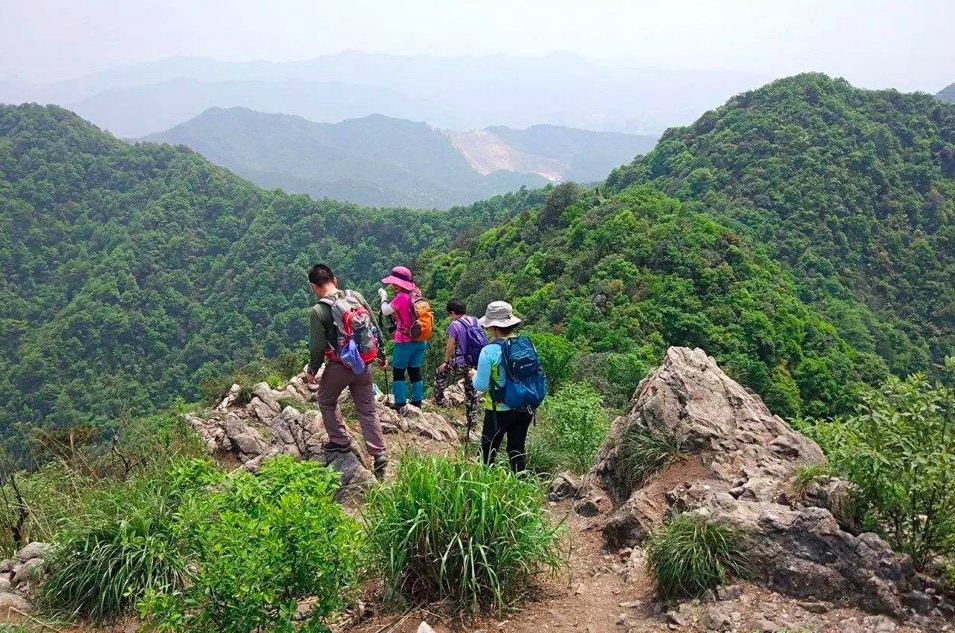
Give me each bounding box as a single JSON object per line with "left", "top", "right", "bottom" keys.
{"left": 4, "top": 348, "right": 953, "bottom": 632}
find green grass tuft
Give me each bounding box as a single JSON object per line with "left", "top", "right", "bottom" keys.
{"left": 363, "top": 453, "right": 565, "bottom": 614}
{"left": 39, "top": 497, "right": 188, "bottom": 621}
{"left": 791, "top": 463, "right": 835, "bottom": 495}
{"left": 647, "top": 513, "right": 749, "bottom": 599}
{"left": 618, "top": 421, "right": 682, "bottom": 490}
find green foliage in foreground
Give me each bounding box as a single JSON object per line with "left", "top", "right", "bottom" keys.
{"left": 364, "top": 453, "right": 564, "bottom": 614}
{"left": 40, "top": 496, "right": 188, "bottom": 620}
{"left": 141, "top": 456, "right": 362, "bottom": 633}
{"left": 647, "top": 513, "right": 749, "bottom": 599}
{"left": 802, "top": 358, "right": 955, "bottom": 569}
{"left": 526, "top": 382, "right": 609, "bottom": 474}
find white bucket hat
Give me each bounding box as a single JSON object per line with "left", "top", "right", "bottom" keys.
{"left": 478, "top": 301, "right": 522, "bottom": 328}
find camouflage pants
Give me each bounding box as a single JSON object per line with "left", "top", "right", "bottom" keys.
{"left": 434, "top": 362, "right": 479, "bottom": 430}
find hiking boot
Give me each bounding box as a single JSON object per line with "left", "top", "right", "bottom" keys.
{"left": 387, "top": 402, "right": 407, "bottom": 413}
{"left": 410, "top": 401, "right": 423, "bottom": 408}
{"left": 321, "top": 441, "right": 352, "bottom": 454}
{"left": 373, "top": 454, "right": 388, "bottom": 481}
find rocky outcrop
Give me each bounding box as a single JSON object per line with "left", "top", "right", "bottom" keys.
{"left": 0, "top": 541, "right": 52, "bottom": 614}
{"left": 187, "top": 368, "right": 459, "bottom": 501}
{"left": 591, "top": 347, "right": 943, "bottom": 621}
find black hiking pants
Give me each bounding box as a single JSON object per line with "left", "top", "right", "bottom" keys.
{"left": 481, "top": 408, "right": 532, "bottom": 472}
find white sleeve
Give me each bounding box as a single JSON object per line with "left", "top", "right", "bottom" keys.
{"left": 381, "top": 301, "right": 395, "bottom": 316}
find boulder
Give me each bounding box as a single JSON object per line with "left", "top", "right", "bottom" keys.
{"left": 0, "top": 591, "right": 31, "bottom": 614}
{"left": 11, "top": 557, "right": 42, "bottom": 586}
{"left": 251, "top": 382, "right": 282, "bottom": 413}
{"left": 15, "top": 542, "right": 51, "bottom": 563}
{"left": 548, "top": 471, "right": 582, "bottom": 501}
{"left": 590, "top": 347, "right": 922, "bottom": 619}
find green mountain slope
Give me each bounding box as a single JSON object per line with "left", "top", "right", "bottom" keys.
{"left": 0, "top": 104, "right": 528, "bottom": 455}
{"left": 143, "top": 108, "right": 552, "bottom": 208}
{"left": 608, "top": 74, "right": 955, "bottom": 373}
{"left": 421, "top": 183, "right": 885, "bottom": 419}
{"left": 937, "top": 82, "right": 955, "bottom": 104}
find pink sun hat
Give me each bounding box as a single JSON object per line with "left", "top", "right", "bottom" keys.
{"left": 381, "top": 266, "right": 417, "bottom": 292}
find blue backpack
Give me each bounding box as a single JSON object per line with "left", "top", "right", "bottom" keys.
{"left": 459, "top": 316, "right": 488, "bottom": 367}
{"left": 491, "top": 335, "right": 548, "bottom": 410}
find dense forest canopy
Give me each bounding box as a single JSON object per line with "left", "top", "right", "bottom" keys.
{"left": 609, "top": 74, "right": 955, "bottom": 373}
{"left": 0, "top": 104, "right": 532, "bottom": 456}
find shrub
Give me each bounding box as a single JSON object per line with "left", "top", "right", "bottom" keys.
{"left": 647, "top": 513, "right": 749, "bottom": 599}
{"left": 197, "top": 350, "right": 306, "bottom": 406}
{"left": 805, "top": 360, "right": 955, "bottom": 569}
{"left": 526, "top": 382, "right": 609, "bottom": 474}
{"left": 364, "top": 453, "right": 564, "bottom": 614}
{"left": 529, "top": 332, "right": 576, "bottom": 395}
{"left": 40, "top": 497, "right": 188, "bottom": 621}
{"left": 140, "top": 456, "right": 362, "bottom": 633}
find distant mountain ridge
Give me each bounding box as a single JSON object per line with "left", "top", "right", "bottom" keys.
{"left": 142, "top": 107, "right": 657, "bottom": 208}
{"left": 0, "top": 51, "right": 769, "bottom": 137}
{"left": 938, "top": 82, "right": 955, "bottom": 103}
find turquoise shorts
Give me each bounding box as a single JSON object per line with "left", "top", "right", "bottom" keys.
{"left": 392, "top": 341, "right": 427, "bottom": 369}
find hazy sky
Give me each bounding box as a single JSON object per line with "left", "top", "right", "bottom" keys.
{"left": 1, "top": 0, "right": 951, "bottom": 92}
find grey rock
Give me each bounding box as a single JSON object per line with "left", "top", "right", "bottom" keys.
{"left": 665, "top": 602, "right": 694, "bottom": 627}
{"left": 248, "top": 396, "right": 277, "bottom": 423}
{"left": 701, "top": 604, "right": 732, "bottom": 631}
{"left": 0, "top": 591, "right": 31, "bottom": 613}
{"left": 799, "top": 600, "right": 829, "bottom": 613}
{"left": 548, "top": 471, "right": 582, "bottom": 501}
{"left": 590, "top": 347, "right": 919, "bottom": 619}
{"left": 16, "top": 541, "right": 51, "bottom": 562}
{"left": 901, "top": 590, "right": 934, "bottom": 615}
{"left": 417, "top": 622, "right": 436, "bottom": 633}
{"left": 840, "top": 621, "right": 865, "bottom": 633}
{"left": 716, "top": 584, "right": 742, "bottom": 601}
{"left": 0, "top": 577, "right": 9, "bottom": 592}
{"left": 223, "top": 418, "right": 268, "bottom": 457}
{"left": 701, "top": 589, "right": 717, "bottom": 603}
{"left": 0, "top": 559, "right": 13, "bottom": 573}
{"left": 251, "top": 382, "right": 282, "bottom": 413}
{"left": 756, "top": 619, "right": 777, "bottom": 633}
{"left": 863, "top": 615, "right": 898, "bottom": 632}
{"left": 12, "top": 557, "right": 42, "bottom": 585}
{"left": 573, "top": 497, "right": 600, "bottom": 517}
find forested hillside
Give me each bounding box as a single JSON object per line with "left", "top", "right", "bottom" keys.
{"left": 608, "top": 74, "right": 955, "bottom": 373}
{"left": 421, "top": 183, "right": 884, "bottom": 418}
{"left": 143, "top": 108, "right": 552, "bottom": 208}
{"left": 0, "top": 104, "right": 530, "bottom": 456}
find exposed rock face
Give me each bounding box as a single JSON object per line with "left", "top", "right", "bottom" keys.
{"left": 187, "top": 367, "right": 459, "bottom": 501}
{"left": 591, "top": 347, "right": 934, "bottom": 620}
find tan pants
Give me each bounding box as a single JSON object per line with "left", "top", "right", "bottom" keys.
{"left": 316, "top": 362, "right": 385, "bottom": 457}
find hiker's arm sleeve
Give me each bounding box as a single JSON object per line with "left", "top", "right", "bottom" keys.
{"left": 308, "top": 307, "right": 326, "bottom": 374}
{"left": 380, "top": 300, "right": 395, "bottom": 316}
{"left": 472, "top": 347, "right": 494, "bottom": 392}
{"left": 443, "top": 336, "right": 456, "bottom": 363}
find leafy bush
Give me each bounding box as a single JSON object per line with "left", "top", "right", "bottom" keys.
{"left": 529, "top": 332, "right": 576, "bottom": 395}
{"left": 141, "top": 456, "right": 362, "bottom": 633}
{"left": 647, "top": 513, "right": 749, "bottom": 599}
{"left": 364, "top": 453, "right": 564, "bottom": 614}
{"left": 805, "top": 359, "right": 955, "bottom": 569}
{"left": 40, "top": 497, "right": 188, "bottom": 621}
{"left": 526, "top": 382, "right": 609, "bottom": 474}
